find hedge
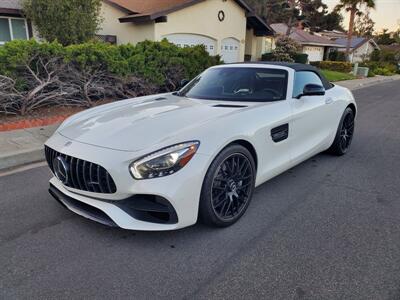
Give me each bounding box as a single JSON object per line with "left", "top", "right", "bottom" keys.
{"left": 261, "top": 52, "right": 309, "bottom": 63}
{"left": 310, "top": 61, "right": 353, "bottom": 73}
{"left": 360, "top": 61, "right": 399, "bottom": 76}
{"left": 0, "top": 39, "right": 221, "bottom": 115}
{"left": 292, "top": 53, "right": 308, "bottom": 64}
{"left": 0, "top": 39, "right": 220, "bottom": 85}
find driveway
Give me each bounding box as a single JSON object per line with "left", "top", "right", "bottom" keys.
{"left": 1, "top": 80, "right": 400, "bottom": 299}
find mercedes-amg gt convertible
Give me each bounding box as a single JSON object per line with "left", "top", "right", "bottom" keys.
{"left": 45, "top": 62, "right": 356, "bottom": 230}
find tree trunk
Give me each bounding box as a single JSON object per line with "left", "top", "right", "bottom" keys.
{"left": 346, "top": 7, "right": 356, "bottom": 61}
{"left": 286, "top": 15, "right": 293, "bottom": 36}
{"left": 286, "top": 0, "right": 295, "bottom": 36}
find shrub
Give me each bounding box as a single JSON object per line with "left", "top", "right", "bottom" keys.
{"left": 261, "top": 36, "right": 300, "bottom": 62}
{"left": 367, "top": 69, "right": 375, "bottom": 77}
{"left": 261, "top": 38, "right": 307, "bottom": 63}
{"left": 22, "top": 0, "right": 103, "bottom": 46}
{"left": 370, "top": 49, "right": 381, "bottom": 62}
{"left": 374, "top": 67, "right": 394, "bottom": 76}
{"left": 262, "top": 52, "right": 308, "bottom": 64}
{"left": 261, "top": 53, "right": 274, "bottom": 61}
{"left": 328, "top": 50, "right": 346, "bottom": 62}
{"left": 293, "top": 53, "right": 308, "bottom": 64}
{"left": 361, "top": 61, "right": 397, "bottom": 76}
{"left": 381, "top": 50, "right": 398, "bottom": 63}
{"left": 0, "top": 39, "right": 221, "bottom": 115}
{"left": 126, "top": 40, "right": 220, "bottom": 89}
{"left": 310, "top": 61, "right": 352, "bottom": 73}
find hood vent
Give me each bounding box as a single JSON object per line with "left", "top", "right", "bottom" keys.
{"left": 154, "top": 97, "right": 167, "bottom": 101}
{"left": 213, "top": 104, "right": 248, "bottom": 108}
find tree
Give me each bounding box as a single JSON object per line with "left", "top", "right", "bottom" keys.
{"left": 246, "top": 0, "right": 295, "bottom": 25}
{"left": 22, "top": 0, "right": 103, "bottom": 46}
{"left": 322, "top": 11, "right": 344, "bottom": 31}
{"left": 246, "top": 0, "right": 343, "bottom": 32}
{"left": 375, "top": 29, "right": 396, "bottom": 45}
{"left": 270, "top": 36, "right": 300, "bottom": 62}
{"left": 353, "top": 8, "right": 375, "bottom": 37}
{"left": 301, "top": 0, "right": 344, "bottom": 31}
{"left": 335, "top": 0, "right": 376, "bottom": 60}
{"left": 301, "top": 0, "right": 327, "bottom": 31}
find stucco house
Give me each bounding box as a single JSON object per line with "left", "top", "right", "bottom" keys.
{"left": 269, "top": 23, "right": 341, "bottom": 62}
{"left": 0, "top": 0, "right": 37, "bottom": 45}
{"left": 334, "top": 37, "right": 380, "bottom": 63}
{"left": 98, "top": 0, "right": 274, "bottom": 63}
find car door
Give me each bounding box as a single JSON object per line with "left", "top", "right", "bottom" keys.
{"left": 289, "top": 70, "right": 333, "bottom": 165}
{"left": 250, "top": 68, "right": 293, "bottom": 184}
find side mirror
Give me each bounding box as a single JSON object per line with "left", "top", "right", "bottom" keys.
{"left": 179, "top": 79, "right": 190, "bottom": 89}
{"left": 297, "top": 84, "right": 325, "bottom": 99}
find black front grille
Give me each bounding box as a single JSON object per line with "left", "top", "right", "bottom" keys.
{"left": 45, "top": 146, "right": 117, "bottom": 194}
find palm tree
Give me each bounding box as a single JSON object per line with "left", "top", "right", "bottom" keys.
{"left": 335, "top": 0, "right": 376, "bottom": 60}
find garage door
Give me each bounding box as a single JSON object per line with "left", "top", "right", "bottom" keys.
{"left": 221, "top": 38, "right": 240, "bottom": 63}
{"left": 303, "top": 46, "right": 324, "bottom": 62}
{"left": 163, "top": 33, "right": 217, "bottom": 56}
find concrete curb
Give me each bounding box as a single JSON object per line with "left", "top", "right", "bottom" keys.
{"left": 0, "top": 147, "right": 44, "bottom": 172}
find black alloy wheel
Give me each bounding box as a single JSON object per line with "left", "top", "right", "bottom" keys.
{"left": 339, "top": 112, "right": 355, "bottom": 153}
{"left": 211, "top": 153, "right": 253, "bottom": 220}
{"left": 199, "top": 144, "right": 256, "bottom": 227}
{"left": 328, "top": 107, "right": 355, "bottom": 156}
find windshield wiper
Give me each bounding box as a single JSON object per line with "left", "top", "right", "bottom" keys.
{"left": 172, "top": 91, "right": 185, "bottom": 97}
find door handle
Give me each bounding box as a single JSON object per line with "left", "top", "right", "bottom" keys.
{"left": 325, "top": 97, "right": 333, "bottom": 104}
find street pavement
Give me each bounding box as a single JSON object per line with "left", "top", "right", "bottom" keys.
{"left": 1, "top": 80, "right": 400, "bottom": 299}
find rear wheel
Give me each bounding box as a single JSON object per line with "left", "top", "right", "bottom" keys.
{"left": 328, "top": 107, "right": 355, "bottom": 155}
{"left": 199, "top": 145, "right": 256, "bottom": 227}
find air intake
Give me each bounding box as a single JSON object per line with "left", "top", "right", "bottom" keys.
{"left": 45, "top": 146, "right": 117, "bottom": 194}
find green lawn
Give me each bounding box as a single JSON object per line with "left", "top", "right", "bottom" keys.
{"left": 321, "top": 69, "right": 356, "bottom": 82}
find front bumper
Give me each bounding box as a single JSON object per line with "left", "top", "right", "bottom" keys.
{"left": 45, "top": 133, "right": 211, "bottom": 231}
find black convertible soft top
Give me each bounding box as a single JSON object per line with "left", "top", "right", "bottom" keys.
{"left": 231, "top": 62, "right": 333, "bottom": 90}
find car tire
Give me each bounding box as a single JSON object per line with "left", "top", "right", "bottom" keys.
{"left": 327, "top": 107, "right": 355, "bottom": 156}
{"left": 199, "top": 144, "right": 256, "bottom": 227}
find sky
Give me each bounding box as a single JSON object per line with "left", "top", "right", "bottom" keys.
{"left": 324, "top": 0, "right": 400, "bottom": 32}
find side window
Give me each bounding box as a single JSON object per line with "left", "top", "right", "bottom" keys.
{"left": 293, "top": 71, "right": 323, "bottom": 98}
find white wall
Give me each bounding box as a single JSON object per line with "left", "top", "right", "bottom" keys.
{"left": 352, "top": 41, "right": 375, "bottom": 63}
{"left": 154, "top": 0, "right": 247, "bottom": 61}
{"left": 302, "top": 45, "right": 325, "bottom": 62}
{"left": 98, "top": 1, "right": 155, "bottom": 45}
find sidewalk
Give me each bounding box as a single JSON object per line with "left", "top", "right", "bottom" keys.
{"left": 0, "top": 124, "right": 59, "bottom": 171}
{"left": 336, "top": 74, "right": 400, "bottom": 90}
{"left": 1, "top": 74, "right": 400, "bottom": 172}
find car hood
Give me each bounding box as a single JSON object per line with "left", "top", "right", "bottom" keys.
{"left": 59, "top": 94, "right": 248, "bottom": 152}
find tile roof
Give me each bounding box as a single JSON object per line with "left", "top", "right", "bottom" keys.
{"left": 270, "top": 23, "right": 339, "bottom": 47}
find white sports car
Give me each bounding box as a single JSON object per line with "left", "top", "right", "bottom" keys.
{"left": 45, "top": 62, "right": 356, "bottom": 231}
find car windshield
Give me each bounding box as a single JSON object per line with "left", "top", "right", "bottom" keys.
{"left": 179, "top": 67, "right": 288, "bottom": 102}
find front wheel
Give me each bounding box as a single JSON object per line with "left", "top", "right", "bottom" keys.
{"left": 199, "top": 144, "right": 256, "bottom": 227}
{"left": 327, "top": 107, "right": 355, "bottom": 156}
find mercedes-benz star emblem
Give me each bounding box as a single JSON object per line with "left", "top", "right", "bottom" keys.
{"left": 53, "top": 156, "right": 69, "bottom": 184}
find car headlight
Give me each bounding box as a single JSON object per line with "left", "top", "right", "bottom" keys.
{"left": 129, "top": 141, "right": 200, "bottom": 179}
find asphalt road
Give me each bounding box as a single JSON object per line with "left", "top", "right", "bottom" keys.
{"left": 1, "top": 80, "right": 400, "bottom": 299}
